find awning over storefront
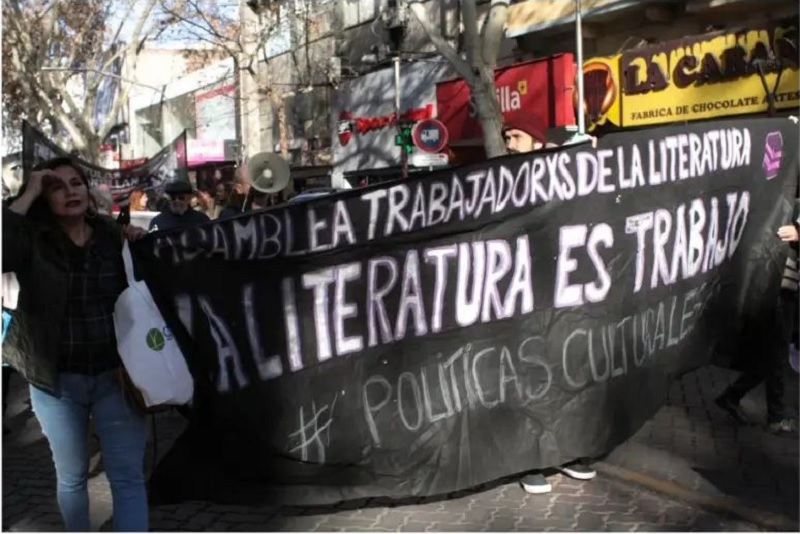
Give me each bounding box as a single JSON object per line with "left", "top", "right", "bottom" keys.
{"left": 505, "top": 0, "right": 640, "bottom": 38}
{"left": 506, "top": 0, "right": 794, "bottom": 39}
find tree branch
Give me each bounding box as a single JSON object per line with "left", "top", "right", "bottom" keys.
{"left": 97, "top": 0, "right": 159, "bottom": 141}
{"left": 479, "top": 0, "right": 509, "bottom": 70}
{"left": 460, "top": 0, "right": 480, "bottom": 68}
{"left": 405, "top": 0, "right": 474, "bottom": 82}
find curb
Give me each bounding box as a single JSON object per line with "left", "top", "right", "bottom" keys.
{"left": 596, "top": 462, "right": 799, "bottom": 531}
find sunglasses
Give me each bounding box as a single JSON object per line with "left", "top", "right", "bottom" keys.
{"left": 168, "top": 193, "right": 191, "bottom": 200}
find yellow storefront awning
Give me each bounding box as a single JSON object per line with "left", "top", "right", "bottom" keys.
{"left": 505, "top": 0, "right": 639, "bottom": 38}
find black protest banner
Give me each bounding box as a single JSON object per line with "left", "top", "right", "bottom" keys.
{"left": 132, "top": 117, "right": 798, "bottom": 506}
{"left": 21, "top": 121, "right": 187, "bottom": 202}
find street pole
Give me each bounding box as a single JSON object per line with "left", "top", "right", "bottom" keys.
{"left": 754, "top": 60, "right": 783, "bottom": 117}
{"left": 564, "top": 0, "right": 591, "bottom": 146}
{"left": 394, "top": 55, "right": 408, "bottom": 179}
{"left": 575, "top": 0, "right": 586, "bottom": 136}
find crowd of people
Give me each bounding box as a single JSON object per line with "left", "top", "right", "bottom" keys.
{"left": 0, "top": 161, "right": 277, "bottom": 530}
{"left": 0, "top": 122, "right": 797, "bottom": 530}
{"left": 125, "top": 173, "right": 282, "bottom": 232}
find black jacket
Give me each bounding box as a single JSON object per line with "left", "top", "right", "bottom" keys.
{"left": 149, "top": 209, "right": 209, "bottom": 232}
{"left": 2, "top": 208, "right": 124, "bottom": 392}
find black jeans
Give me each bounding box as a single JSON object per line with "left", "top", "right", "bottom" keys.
{"left": 723, "top": 290, "right": 795, "bottom": 422}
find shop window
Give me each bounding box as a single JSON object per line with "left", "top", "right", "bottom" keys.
{"left": 294, "top": 86, "right": 331, "bottom": 139}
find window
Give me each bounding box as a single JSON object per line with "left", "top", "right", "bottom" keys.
{"left": 341, "top": 0, "right": 379, "bottom": 29}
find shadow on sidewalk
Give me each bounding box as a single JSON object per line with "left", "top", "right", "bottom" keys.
{"left": 605, "top": 365, "right": 799, "bottom": 528}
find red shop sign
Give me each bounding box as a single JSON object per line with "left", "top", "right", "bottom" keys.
{"left": 338, "top": 104, "right": 434, "bottom": 146}
{"left": 120, "top": 158, "right": 147, "bottom": 169}
{"left": 436, "top": 54, "right": 576, "bottom": 143}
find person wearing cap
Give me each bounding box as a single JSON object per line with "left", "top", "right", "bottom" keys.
{"left": 149, "top": 180, "right": 210, "bottom": 232}
{"left": 501, "top": 115, "right": 599, "bottom": 495}
{"left": 501, "top": 116, "right": 548, "bottom": 154}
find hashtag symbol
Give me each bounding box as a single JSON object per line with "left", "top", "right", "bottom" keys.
{"left": 288, "top": 395, "right": 338, "bottom": 464}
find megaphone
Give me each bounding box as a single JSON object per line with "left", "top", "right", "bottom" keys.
{"left": 246, "top": 152, "right": 291, "bottom": 193}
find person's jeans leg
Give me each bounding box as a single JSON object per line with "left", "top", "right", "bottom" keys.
{"left": 29, "top": 376, "right": 91, "bottom": 532}
{"left": 91, "top": 370, "right": 148, "bottom": 532}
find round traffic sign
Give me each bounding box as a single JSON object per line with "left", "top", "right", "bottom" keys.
{"left": 412, "top": 119, "right": 449, "bottom": 153}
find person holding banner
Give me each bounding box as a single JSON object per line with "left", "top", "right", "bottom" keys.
{"left": 3, "top": 157, "right": 150, "bottom": 531}
{"left": 500, "top": 115, "right": 599, "bottom": 494}
{"left": 502, "top": 116, "right": 549, "bottom": 154}
{"left": 715, "top": 212, "right": 800, "bottom": 435}
{"left": 149, "top": 180, "right": 209, "bottom": 232}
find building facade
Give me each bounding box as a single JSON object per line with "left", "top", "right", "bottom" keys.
{"left": 238, "top": 0, "right": 798, "bottom": 190}
{"left": 506, "top": 0, "right": 799, "bottom": 131}
{"left": 126, "top": 48, "right": 240, "bottom": 188}
{"left": 239, "top": 0, "right": 475, "bottom": 189}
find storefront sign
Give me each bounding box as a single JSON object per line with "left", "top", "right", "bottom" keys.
{"left": 187, "top": 138, "right": 227, "bottom": 166}
{"left": 436, "top": 54, "right": 576, "bottom": 142}
{"left": 579, "top": 57, "right": 622, "bottom": 132}
{"left": 337, "top": 105, "right": 434, "bottom": 147}
{"left": 333, "top": 62, "right": 453, "bottom": 177}
{"left": 620, "top": 26, "right": 798, "bottom": 126}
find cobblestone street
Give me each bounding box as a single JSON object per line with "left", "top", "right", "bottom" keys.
{"left": 3, "top": 366, "right": 798, "bottom": 532}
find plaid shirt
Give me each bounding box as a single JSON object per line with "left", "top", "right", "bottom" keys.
{"left": 57, "top": 228, "right": 127, "bottom": 375}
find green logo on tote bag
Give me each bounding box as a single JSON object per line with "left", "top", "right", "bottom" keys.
{"left": 146, "top": 328, "right": 166, "bottom": 351}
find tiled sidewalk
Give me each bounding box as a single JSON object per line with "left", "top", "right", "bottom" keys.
{"left": 3, "top": 364, "right": 796, "bottom": 531}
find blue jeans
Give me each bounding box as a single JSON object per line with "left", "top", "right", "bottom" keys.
{"left": 30, "top": 371, "right": 148, "bottom": 531}
{"left": 2, "top": 310, "right": 11, "bottom": 343}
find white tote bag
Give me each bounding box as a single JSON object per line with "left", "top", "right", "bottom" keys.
{"left": 114, "top": 242, "right": 194, "bottom": 408}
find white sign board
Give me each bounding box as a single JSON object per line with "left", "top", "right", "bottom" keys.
{"left": 410, "top": 152, "right": 449, "bottom": 168}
